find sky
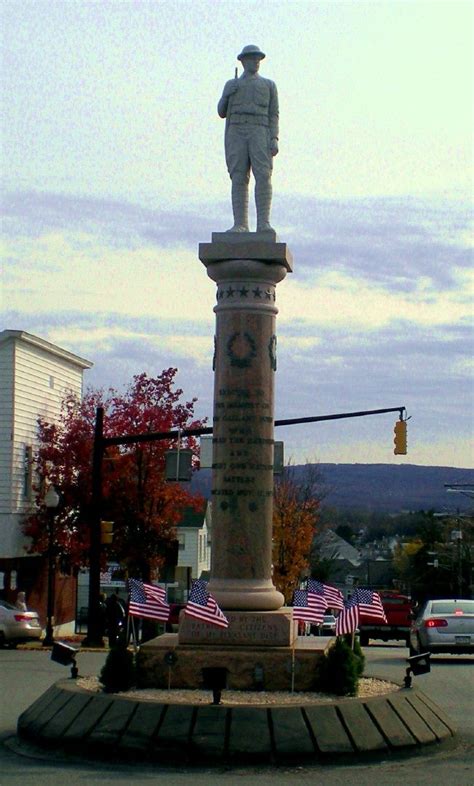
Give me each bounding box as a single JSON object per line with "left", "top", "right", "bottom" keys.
{"left": 1, "top": 0, "right": 473, "bottom": 469}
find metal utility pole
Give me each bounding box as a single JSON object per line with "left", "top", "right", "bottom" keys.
{"left": 83, "top": 406, "right": 105, "bottom": 647}
{"left": 42, "top": 486, "right": 59, "bottom": 647}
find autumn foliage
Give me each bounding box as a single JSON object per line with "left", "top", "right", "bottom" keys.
{"left": 23, "top": 370, "right": 206, "bottom": 579}
{"left": 272, "top": 464, "right": 322, "bottom": 603}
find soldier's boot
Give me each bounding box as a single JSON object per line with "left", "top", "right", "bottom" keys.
{"left": 255, "top": 178, "right": 274, "bottom": 233}
{"left": 227, "top": 178, "right": 250, "bottom": 232}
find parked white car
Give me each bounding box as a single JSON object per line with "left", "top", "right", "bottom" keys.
{"left": 0, "top": 599, "right": 42, "bottom": 647}
{"left": 409, "top": 598, "right": 474, "bottom": 656}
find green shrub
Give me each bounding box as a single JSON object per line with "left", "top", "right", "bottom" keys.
{"left": 341, "top": 634, "right": 365, "bottom": 676}
{"left": 99, "top": 646, "right": 136, "bottom": 693}
{"left": 316, "top": 637, "right": 361, "bottom": 696}
{"left": 352, "top": 636, "right": 366, "bottom": 677}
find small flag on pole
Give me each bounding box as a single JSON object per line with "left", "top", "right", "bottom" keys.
{"left": 292, "top": 588, "right": 327, "bottom": 623}
{"left": 352, "top": 588, "right": 387, "bottom": 622}
{"left": 184, "top": 579, "right": 229, "bottom": 628}
{"left": 335, "top": 594, "right": 360, "bottom": 636}
{"left": 128, "top": 578, "right": 170, "bottom": 622}
{"left": 307, "top": 578, "right": 344, "bottom": 611}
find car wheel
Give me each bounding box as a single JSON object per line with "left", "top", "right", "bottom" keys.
{"left": 0, "top": 632, "right": 5, "bottom": 649}
{"left": 359, "top": 632, "right": 369, "bottom": 647}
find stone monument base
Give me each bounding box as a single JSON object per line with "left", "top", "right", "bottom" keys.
{"left": 137, "top": 634, "right": 329, "bottom": 692}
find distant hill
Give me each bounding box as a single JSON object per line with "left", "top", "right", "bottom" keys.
{"left": 191, "top": 464, "right": 473, "bottom": 514}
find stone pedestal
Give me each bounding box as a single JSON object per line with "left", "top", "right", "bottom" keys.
{"left": 138, "top": 633, "right": 327, "bottom": 691}
{"left": 199, "top": 235, "right": 293, "bottom": 612}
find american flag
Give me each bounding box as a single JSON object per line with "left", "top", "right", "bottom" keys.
{"left": 292, "top": 588, "right": 327, "bottom": 623}
{"left": 184, "top": 579, "right": 229, "bottom": 628}
{"left": 353, "top": 588, "right": 387, "bottom": 622}
{"left": 335, "top": 594, "right": 360, "bottom": 635}
{"left": 128, "top": 578, "right": 170, "bottom": 622}
{"left": 307, "top": 578, "right": 344, "bottom": 611}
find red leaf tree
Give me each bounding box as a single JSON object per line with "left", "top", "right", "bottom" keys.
{"left": 23, "top": 370, "right": 206, "bottom": 579}
{"left": 272, "top": 463, "right": 323, "bottom": 603}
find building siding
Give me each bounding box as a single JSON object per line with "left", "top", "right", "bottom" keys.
{"left": 0, "top": 341, "right": 14, "bottom": 514}
{"left": 0, "top": 332, "right": 92, "bottom": 559}
{"left": 10, "top": 342, "right": 85, "bottom": 516}
{"left": 177, "top": 521, "right": 211, "bottom": 578}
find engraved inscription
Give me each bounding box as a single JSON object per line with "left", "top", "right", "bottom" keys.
{"left": 211, "top": 385, "right": 274, "bottom": 508}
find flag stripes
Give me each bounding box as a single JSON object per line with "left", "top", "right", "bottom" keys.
{"left": 292, "top": 588, "right": 327, "bottom": 623}
{"left": 335, "top": 595, "right": 360, "bottom": 635}
{"left": 185, "top": 579, "right": 229, "bottom": 628}
{"left": 307, "top": 578, "right": 344, "bottom": 611}
{"left": 128, "top": 578, "right": 170, "bottom": 622}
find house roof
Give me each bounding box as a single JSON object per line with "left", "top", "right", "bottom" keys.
{"left": 312, "top": 529, "right": 362, "bottom": 567}
{"left": 177, "top": 506, "right": 207, "bottom": 529}
{"left": 0, "top": 330, "right": 93, "bottom": 369}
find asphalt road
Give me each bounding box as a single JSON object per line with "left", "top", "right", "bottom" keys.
{"left": 1, "top": 643, "right": 473, "bottom": 786}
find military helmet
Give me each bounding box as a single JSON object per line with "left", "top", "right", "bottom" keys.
{"left": 237, "top": 45, "right": 266, "bottom": 62}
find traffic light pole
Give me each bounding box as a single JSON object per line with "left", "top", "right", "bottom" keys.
{"left": 100, "top": 406, "right": 407, "bottom": 447}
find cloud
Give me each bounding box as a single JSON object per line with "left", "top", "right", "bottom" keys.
{"left": 274, "top": 194, "right": 472, "bottom": 291}
{"left": 2, "top": 190, "right": 222, "bottom": 249}
{"left": 2, "top": 188, "right": 472, "bottom": 467}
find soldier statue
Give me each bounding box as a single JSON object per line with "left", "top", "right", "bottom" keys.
{"left": 218, "top": 45, "right": 279, "bottom": 233}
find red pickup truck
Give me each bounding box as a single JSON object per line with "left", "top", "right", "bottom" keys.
{"left": 358, "top": 591, "right": 413, "bottom": 646}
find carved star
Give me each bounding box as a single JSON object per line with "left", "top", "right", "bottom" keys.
{"left": 265, "top": 289, "right": 272, "bottom": 300}
{"left": 253, "top": 287, "right": 262, "bottom": 298}
{"left": 226, "top": 286, "right": 235, "bottom": 298}
{"left": 239, "top": 286, "right": 249, "bottom": 297}
{"left": 217, "top": 289, "right": 224, "bottom": 300}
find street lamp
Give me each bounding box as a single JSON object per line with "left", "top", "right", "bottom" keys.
{"left": 43, "top": 485, "right": 60, "bottom": 647}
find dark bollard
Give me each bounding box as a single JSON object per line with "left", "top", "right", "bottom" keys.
{"left": 202, "top": 667, "right": 228, "bottom": 705}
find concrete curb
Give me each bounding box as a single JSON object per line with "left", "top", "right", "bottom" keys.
{"left": 17, "top": 679, "right": 456, "bottom": 764}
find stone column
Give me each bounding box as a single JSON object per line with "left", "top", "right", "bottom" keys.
{"left": 199, "top": 234, "right": 293, "bottom": 610}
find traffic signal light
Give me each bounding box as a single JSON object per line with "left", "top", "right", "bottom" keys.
{"left": 100, "top": 520, "right": 114, "bottom": 545}
{"left": 393, "top": 420, "right": 407, "bottom": 455}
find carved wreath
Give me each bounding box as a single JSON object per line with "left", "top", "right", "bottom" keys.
{"left": 226, "top": 331, "right": 257, "bottom": 368}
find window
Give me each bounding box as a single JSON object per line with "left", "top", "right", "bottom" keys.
{"left": 431, "top": 601, "right": 474, "bottom": 615}
{"left": 178, "top": 534, "right": 185, "bottom": 551}
{"left": 199, "top": 533, "right": 204, "bottom": 562}
{"left": 23, "top": 445, "right": 33, "bottom": 499}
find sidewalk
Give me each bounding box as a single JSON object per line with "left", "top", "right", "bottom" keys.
{"left": 18, "top": 635, "right": 108, "bottom": 653}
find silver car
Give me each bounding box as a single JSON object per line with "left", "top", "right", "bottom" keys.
{"left": 409, "top": 598, "right": 474, "bottom": 656}
{"left": 309, "top": 614, "right": 337, "bottom": 636}
{"left": 0, "top": 600, "right": 42, "bottom": 647}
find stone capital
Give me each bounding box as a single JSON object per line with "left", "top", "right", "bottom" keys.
{"left": 199, "top": 238, "right": 293, "bottom": 272}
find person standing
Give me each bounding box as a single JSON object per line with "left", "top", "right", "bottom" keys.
{"left": 105, "top": 591, "right": 126, "bottom": 648}
{"left": 218, "top": 45, "right": 279, "bottom": 233}
{"left": 15, "top": 591, "right": 27, "bottom": 611}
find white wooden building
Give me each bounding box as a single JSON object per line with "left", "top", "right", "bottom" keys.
{"left": 172, "top": 503, "right": 212, "bottom": 601}
{"left": 0, "top": 330, "right": 92, "bottom": 608}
